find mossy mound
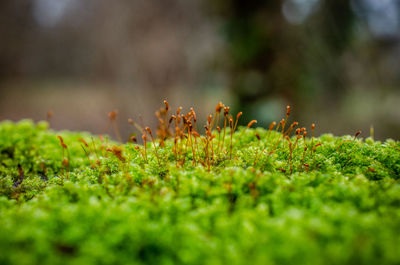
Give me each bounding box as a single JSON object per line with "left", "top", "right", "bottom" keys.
{"left": 0, "top": 120, "right": 400, "bottom": 265}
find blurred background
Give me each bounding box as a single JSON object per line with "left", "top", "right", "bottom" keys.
{"left": 0, "top": 0, "right": 399, "bottom": 140}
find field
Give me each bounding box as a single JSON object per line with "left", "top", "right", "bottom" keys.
{"left": 0, "top": 104, "right": 400, "bottom": 265}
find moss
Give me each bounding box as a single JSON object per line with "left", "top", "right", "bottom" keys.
{"left": 0, "top": 115, "right": 399, "bottom": 265}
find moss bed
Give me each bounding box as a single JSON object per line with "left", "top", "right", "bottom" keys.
{"left": 0, "top": 107, "right": 400, "bottom": 264}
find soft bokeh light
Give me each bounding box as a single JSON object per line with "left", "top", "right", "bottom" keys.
{"left": 0, "top": 0, "right": 399, "bottom": 140}
{"left": 282, "top": 0, "right": 319, "bottom": 24}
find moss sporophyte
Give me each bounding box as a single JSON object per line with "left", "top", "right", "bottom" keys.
{"left": 0, "top": 101, "right": 399, "bottom": 265}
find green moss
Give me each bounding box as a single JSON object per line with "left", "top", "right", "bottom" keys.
{"left": 0, "top": 120, "right": 399, "bottom": 265}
